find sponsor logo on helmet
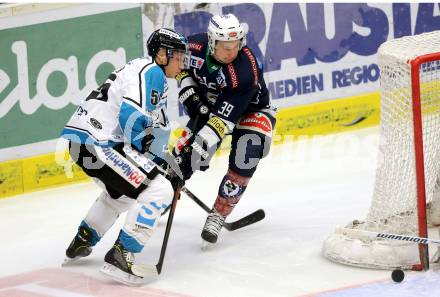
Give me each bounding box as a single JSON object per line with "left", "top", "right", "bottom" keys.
{"left": 90, "top": 118, "right": 102, "bottom": 130}
{"left": 158, "top": 28, "right": 181, "bottom": 40}
{"left": 190, "top": 56, "right": 204, "bottom": 69}
{"left": 189, "top": 42, "right": 203, "bottom": 51}
{"left": 228, "top": 31, "right": 238, "bottom": 37}
{"left": 236, "top": 113, "right": 273, "bottom": 137}
{"left": 227, "top": 64, "right": 238, "bottom": 88}
{"left": 243, "top": 48, "right": 258, "bottom": 86}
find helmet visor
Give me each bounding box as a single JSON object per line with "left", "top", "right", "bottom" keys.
{"left": 170, "top": 48, "right": 191, "bottom": 70}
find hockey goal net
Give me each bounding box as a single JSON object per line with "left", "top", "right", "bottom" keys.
{"left": 322, "top": 30, "right": 440, "bottom": 271}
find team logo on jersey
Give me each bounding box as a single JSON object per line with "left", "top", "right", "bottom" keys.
{"left": 196, "top": 75, "right": 217, "bottom": 90}
{"left": 227, "top": 64, "right": 238, "bottom": 88}
{"left": 89, "top": 118, "right": 102, "bottom": 130}
{"left": 190, "top": 56, "right": 204, "bottom": 69}
{"left": 189, "top": 42, "right": 203, "bottom": 51}
{"left": 236, "top": 113, "right": 273, "bottom": 137}
{"left": 216, "top": 70, "right": 227, "bottom": 88}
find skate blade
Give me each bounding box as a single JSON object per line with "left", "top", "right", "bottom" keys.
{"left": 62, "top": 256, "right": 81, "bottom": 266}
{"left": 100, "top": 263, "right": 145, "bottom": 286}
{"left": 201, "top": 240, "right": 215, "bottom": 251}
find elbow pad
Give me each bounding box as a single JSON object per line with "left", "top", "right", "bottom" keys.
{"left": 178, "top": 86, "right": 210, "bottom": 118}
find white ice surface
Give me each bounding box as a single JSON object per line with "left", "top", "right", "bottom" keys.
{"left": 1, "top": 127, "right": 440, "bottom": 296}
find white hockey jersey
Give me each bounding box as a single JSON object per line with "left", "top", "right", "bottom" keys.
{"left": 61, "top": 57, "right": 171, "bottom": 162}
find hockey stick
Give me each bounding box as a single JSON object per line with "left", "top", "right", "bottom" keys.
{"left": 336, "top": 226, "right": 440, "bottom": 245}
{"left": 130, "top": 117, "right": 203, "bottom": 278}
{"left": 132, "top": 186, "right": 182, "bottom": 278}
{"left": 181, "top": 187, "right": 265, "bottom": 231}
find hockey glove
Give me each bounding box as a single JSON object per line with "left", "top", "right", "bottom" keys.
{"left": 139, "top": 133, "right": 155, "bottom": 154}
{"left": 178, "top": 86, "right": 210, "bottom": 120}
{"left": 169, "top": 169, "right": 185, "bottom": 192}
{"left": 172, "top": 135, "right": 211, "bottom": 181}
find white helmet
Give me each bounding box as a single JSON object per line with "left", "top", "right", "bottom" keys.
{"left": 207, "top": 14, "right": 247, "bottom": 55}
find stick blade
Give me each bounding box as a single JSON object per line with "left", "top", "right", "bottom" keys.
{"left": 225, "top": 209, "right": 265, "bottom": 231}
{"left": 131, "top": 263, "right": 160, "bottom": 278}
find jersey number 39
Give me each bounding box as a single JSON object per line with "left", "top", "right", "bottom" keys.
{"left": 218, "top": 102, "right": 234, "bottom": 117}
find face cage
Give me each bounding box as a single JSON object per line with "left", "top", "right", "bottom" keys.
{"left": 166, "top": 48, "right": 191, "bottom": 69}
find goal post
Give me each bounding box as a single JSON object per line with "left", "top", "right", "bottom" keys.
{"left": 322, "top": 30, "right": 440, "bottom": 271}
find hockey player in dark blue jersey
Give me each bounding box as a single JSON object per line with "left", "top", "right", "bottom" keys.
{"left": 172, "top": 14, "right": 277, "bottom": 246}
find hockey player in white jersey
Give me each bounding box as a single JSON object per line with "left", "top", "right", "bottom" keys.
{"left": 60, "top": 28, "right": 190, "bottom": 286}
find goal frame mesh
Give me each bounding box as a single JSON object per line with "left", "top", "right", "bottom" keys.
{"left": 410, "top": 52, "right": 440, "bottom": 270}
{"left": 322, "top": 31, "right": 440, "bottom": 271}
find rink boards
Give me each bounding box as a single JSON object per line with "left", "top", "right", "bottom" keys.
{"left": 0, "top": 92, "right": 380, "bottom": 198}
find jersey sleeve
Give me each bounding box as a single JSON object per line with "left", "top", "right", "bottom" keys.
{"left": 118, "top": 101, "right": 153, "bottom": 152}
{"left": 118, "top": 65, "right": 166, "bottom": 152}
{"left": 143, "top": 66, "right": 166, "bottom": 112}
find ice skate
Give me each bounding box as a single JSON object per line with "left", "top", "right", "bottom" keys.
{"left": 201, "top": 209, "right": 226, "bottom": 248}
{"left": 100, "top": 242, "right": 144, "bottom": 286}
{"left": 63, "top": 226, "right": 93, "bottom": 265}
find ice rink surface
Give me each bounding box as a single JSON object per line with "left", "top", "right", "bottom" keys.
{"left": 1, "top": 127, "right": 440, "bottom": 297}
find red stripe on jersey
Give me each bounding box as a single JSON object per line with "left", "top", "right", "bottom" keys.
{"left": 243, "top": 48, "right": 258, "bottom": 86}
{"left": 227, "top": 64, "right": 238, "bottom": 88}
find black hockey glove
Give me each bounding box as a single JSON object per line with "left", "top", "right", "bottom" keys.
{"left": 139, "top": 134, "right": 155, "bottom": 154}
{"left": 178, "top": 85, "right": 210, "bottom": 120}
{"left": 172, "top": 135, "right": 210, "bottom": 181}
{"left": 168, "top": 169, "right": 185, "bottom": 192}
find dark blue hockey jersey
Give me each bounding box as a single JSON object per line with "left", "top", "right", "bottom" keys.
{"left": 183, "top": 33, "right": 271, "bottom": 126}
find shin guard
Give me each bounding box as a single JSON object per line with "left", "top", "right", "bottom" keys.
{"left": 213, "top": 169, "right": 251, "bottom": 217}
